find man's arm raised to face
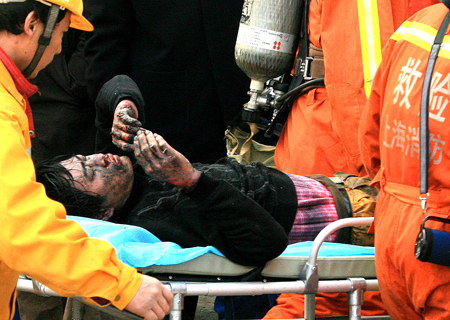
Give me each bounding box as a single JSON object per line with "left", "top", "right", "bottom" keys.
{"left": 133, "top": 130, "right": 201, "bottom": 190}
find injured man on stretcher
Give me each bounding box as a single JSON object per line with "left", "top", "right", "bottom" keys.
{"left": 31, "top": 74, "right": 382, "bottom": 318}
{"left": 34, "top": 74, "right": 375, "bottom": 268}
{"left": 35, "top": 127, "right": 372, "bottom": 266}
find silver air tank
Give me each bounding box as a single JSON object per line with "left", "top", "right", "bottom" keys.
{"left": 235, "top": 0, "right": 302, "bottom": 122}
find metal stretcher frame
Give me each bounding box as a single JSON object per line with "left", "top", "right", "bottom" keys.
{"left": 17, "top": 217, "right": 389, "bottom": 320}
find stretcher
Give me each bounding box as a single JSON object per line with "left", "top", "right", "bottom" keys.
{"left": 17, "top": 216, "right": 388, "bottom": 320}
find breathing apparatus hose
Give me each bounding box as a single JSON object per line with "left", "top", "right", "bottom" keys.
{"left": 263, "top": 78, "right": 325, "bottom": 137}
{"left": 277, "top": 77, "right": 325, "bottom": 105}
{"left": 22, "top": 4, "right": 61, "bottom": 78}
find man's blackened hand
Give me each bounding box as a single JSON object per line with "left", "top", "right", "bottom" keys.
{"left": 133, "top": 130, "right": 201, "bottom": 190}
{"left": 111, "top": 100, "right": 143, "bottom": 152}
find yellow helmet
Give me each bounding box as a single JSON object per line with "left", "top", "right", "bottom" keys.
{"left": 37, "top": 0, "right": 93, "bottom": 31}
{"left": 2, "top": 0, "right": 93, "bottom": 31}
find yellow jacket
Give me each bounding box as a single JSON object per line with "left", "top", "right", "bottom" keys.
{"left": 0, "top": 61, "right": 142, "bottom": 319}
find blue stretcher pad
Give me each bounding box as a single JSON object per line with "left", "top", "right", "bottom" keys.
{"left": 69, "top": 216, "right": 375, "bottom": 270}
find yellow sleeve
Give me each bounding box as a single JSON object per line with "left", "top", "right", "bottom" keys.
{"left": 0, "top": 106, "right": 141, "bottom": 310}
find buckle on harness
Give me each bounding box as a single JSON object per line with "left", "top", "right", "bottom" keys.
{"left": 293, "top": 56, "right": 314, "bottom": 81}
{"left": 302, "top": 56, "right": 314, "bottom": 81}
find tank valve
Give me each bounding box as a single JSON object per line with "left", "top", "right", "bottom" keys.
{"left": 234, "top": 0, "right": 303, "bottom": 125}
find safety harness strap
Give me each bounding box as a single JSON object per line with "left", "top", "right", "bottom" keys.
{"left": 308, "top": 45, "right": 325, "bottom": 79}
{"left": 289, "top": 0, "right": 309, "bottom": 91}
{"left": 419, "top": 8, "right": 450, "bottom": 198}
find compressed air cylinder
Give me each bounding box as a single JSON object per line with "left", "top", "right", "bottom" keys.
{"left": 235, "top": 0, "right": 302, "bottom": 90}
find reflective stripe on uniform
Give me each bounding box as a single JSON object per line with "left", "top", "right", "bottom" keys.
{"left": 357, "top": 0, "right": 383, "bottom": 98}
{"left": 391, "top": 20, "right": 450, "bottom": 59}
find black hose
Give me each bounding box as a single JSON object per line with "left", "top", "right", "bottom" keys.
{"left": 276, "top": 78, "right": 325, "bottom": 104}
{"left": 263, "top": 78, "right": 325, "bottom": 138}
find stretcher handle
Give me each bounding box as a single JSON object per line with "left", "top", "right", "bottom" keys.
{"left": 308, "top": 217, "right": 374, "bottom": 266}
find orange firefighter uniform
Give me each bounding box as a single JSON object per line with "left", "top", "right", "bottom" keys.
{"left": 0, "top": 57, "right": 141, "bottom": 320}
{"left": 359, "top": 3, "right": 450, "bottom": 319}
{"left": 268, "top": 0, "right": 410, "bottom": 318}
{"left": 274, "top": 0, "right": 410, "bottom": 176}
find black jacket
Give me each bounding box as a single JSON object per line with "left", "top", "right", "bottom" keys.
{"left": 84, "top": 0, "right": 250, "bottom": 164}
{"left": 113, "top": 158, "right": 298, "bottom": 266}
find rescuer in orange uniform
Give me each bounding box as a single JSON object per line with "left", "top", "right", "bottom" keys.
{"left": 275, "top": 0, "right": 414, "bottom": 176}
{"left": 0, "top": 1, "right": 172, "bottom": 319}
{"left": 359, "top": 2, "right": 450, "bottom": 318}
{"left": 264, "top": 0, "right": 437, "bottom": 318}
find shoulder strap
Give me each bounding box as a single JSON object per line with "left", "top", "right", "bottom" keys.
{"left": 288, "top": 0, "right": 310, "bottom": 91}
{"left": 420, "top": 9, "right": 450, "bottom": 198}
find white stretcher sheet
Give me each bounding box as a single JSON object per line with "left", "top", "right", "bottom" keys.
{"left": 69, "top": 216, "right": 375, "bottom": 269}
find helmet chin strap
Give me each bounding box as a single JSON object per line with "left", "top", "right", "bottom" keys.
{"left": 22, "top": 4, "right": 61, "bottom": 78}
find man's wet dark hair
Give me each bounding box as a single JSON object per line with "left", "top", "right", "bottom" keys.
{"left": 35, "top": 156, "right": 106, "bottom": 219}
{"left": 0, "top": 0, "right": 67, "bottom": 34}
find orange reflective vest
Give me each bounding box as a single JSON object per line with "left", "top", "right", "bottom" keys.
{"left": 275, "top": 0, "right": 410, "bottom": 176}
{"left": 0, "top": 60, "right": 141, "bottom": 320}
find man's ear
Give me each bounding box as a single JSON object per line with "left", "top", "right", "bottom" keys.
{"left": 100, "top": 208, "right": 115, "bottom": 221}
{"left": 23, "top": 11, "right": 41, "bottom": 36}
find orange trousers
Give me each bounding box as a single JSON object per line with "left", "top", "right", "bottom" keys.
{"left": 374, "top": 187, "right": 450, "bottom": 319}
{"left": 263, "top": 292, "right": 387, "bottom": 319}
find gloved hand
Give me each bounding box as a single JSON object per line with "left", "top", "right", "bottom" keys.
{"left": 111, "top": 99, "right": 142, "bottom": 152}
